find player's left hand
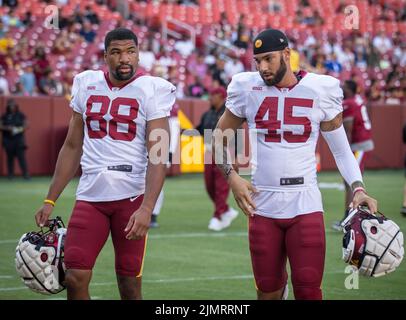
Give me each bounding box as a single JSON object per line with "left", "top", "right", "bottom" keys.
{"left": 351, "top": 191, "right": 378, "bottom": 213}
{"left": 124, "top": 206, "right": 151, "bottom": 240}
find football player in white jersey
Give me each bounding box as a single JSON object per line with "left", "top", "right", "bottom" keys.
{"left": 34, "top": 28, "right": 176, "bottom": 299}
{"left": 212, "top": 28, "right": 378, "bottom": 300}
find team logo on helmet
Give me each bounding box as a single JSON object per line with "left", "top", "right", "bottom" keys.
{"left": 15, "top": 217, "right": 67, "bottom": 294}
{"left": 341, "top": 207, "right": 404, "bottom": 277}
{"left": 255, "top": 39, "right": 262, "bottom": 48}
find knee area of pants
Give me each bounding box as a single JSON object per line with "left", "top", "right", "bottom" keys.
{"left": 292, "top": 267, "right": 321, "bottom": 286}
{"left": 256, "top": 277, "right": 285, "bottom": 293}
{"left": 115, "top": 256, "right": 142, "bottom": 277}
{"left": 65, "top": 247, "right": 93, "bottom": 269}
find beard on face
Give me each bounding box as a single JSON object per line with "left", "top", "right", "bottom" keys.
{"left": 260, "top": 55, "right": 287, "bottom": 86}
{"left": 112, "top": 64, "right": 135, "bottom": 81}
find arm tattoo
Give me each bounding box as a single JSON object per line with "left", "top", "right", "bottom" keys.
{"left": 351, "top": 180, "right": 365, "bottom": 192}
{"left": 217, "top": 146, "right": 234, "bottom": 178}
{"left": 320, "top": 113, "right": 343, "bottom": 132}
{"left": 212, "top": 129, "right": 234, "bottom": 179}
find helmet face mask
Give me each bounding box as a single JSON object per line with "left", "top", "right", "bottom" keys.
{"left": 341, "top": 207, "right": 404, "bottom": 277}
{"left": 15, "top": 217, "right": 67, "bottom": 295}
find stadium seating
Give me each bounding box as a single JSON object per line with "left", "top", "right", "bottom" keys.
{"left": 0, "top": 0, "right": 405, "bottom": 99}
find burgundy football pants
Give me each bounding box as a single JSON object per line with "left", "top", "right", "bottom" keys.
{"left": 204, "top": 163, "right": 230, "bottom": 218}
{"left": 64, "top": 195, "right": 147, "bottom": 277}
{"left": 249, "top": 212, "right": 325, "bottom": 300}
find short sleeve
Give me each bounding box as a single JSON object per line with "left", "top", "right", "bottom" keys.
{"left": 225, "top": 75, "right": 247, "bottom": 119}
{"left": 320, "top": 77, "right": 343, "bottom": 122}
{"left": 69, "top": 75, "right": 83, "bottom": 113}
{"left": 146, "top": 78, "right": 176, "bottom": 121}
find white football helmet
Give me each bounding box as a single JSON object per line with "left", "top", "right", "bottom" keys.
{"left": 341, "top": 207, "right": 404, "bottom": 277}
{"left": 15, "top": 217, "right": 67, "bottom": 294}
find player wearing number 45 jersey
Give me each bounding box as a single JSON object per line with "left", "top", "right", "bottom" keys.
{"left": 213, "top": 28, "right": 378, "bottom": 300}
{"left": 34, "top": 28, "right": 176, "bottom": 300}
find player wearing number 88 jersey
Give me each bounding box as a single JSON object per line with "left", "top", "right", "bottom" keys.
{"left": 213, "top": 28, "right": 379, "bottom": 300}
{"left": 71, "top": 69, "right": 175, "bottom": 201}
{"left": 34, "top": 28, "right": 175, "bottom": 300}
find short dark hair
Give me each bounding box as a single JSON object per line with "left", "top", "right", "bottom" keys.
{"left": 104, "top": 28, "right": 138, "bottom": 51}
{"left": 345, "top": 80, "right": 357, "bottom": 95}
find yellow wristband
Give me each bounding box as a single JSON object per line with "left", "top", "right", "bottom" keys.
{"left": 44, "top": 199, "right": 56, "bottom": 206}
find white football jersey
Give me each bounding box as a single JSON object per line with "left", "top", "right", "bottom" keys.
{"left": 226, "top": 71, "right": 343, "bottom": 218}
{"left": 70, "top": 70, "right": 176, "bottom": 201}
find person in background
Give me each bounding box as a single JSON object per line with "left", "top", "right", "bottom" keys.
{"left": 197, "top": 87, "right": 238, "bottom": 231}
{"left": 0, "top": 99, "right": 30, "bottom": 179}
{"left": 19, "top": 63, "right": 36, "bottom": 96}
{"left": 332, "top": 80, "right": 374, "bottom": 231}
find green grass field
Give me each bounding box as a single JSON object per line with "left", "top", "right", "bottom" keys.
{"left": 0, "top": 170, "right": 405, "bottom": 300}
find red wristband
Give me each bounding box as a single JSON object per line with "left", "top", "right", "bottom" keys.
{"left": 353, "top": 187, "right": 366, "bottom": 196}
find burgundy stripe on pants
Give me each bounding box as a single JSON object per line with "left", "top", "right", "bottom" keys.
{"left": 204, "top": 163, "right": 230, "bottom": 218}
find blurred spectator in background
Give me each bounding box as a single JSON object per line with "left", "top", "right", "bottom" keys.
{"left": 14, "top": 37, "right": 32, "bottom": 65}
{"left": 2, "top": 0, "right": 19, "bottom": 9}
{"left": 224, "top": 54, "right": 244, "bottom": 81}
{"left": 234, "top": 15, "right": 250, "bottom": 49}
{"left": 188, "top": 53, "right": 208, "bottom": 79}
{"left": 0, "top": 21, "right": 5, "bottom": 38}
{"left": 157, "top": 48, "right": 176, "bottom": 77}
{"left": 19, "top": 63, "right": 36, "bottom": 96}
{"left": 174, "top": 33, "right": 194, "bottom": 57}
{"left": 289, "top": 39, "right": 301, "bottom": 72}
{"left": 365, "top": 79, "right": 383, "bottom": 102}
{"left": 21, "top": 10, "right": 33, "bottom": 28}
{"left": 138, "top": 40, "right": 156, "bottom": 72}
{"left": 187, "top": 75, "right": 206, "bottom": 98}
{"left": 80, "top": 20, "right": 96, "bottom": 43}
{"left": 53, "top": 29, "right": 73, "bottom": 55}
{"left": 12, "top": 81, "right": 24, "bottom": 95}
{"left": 0, "top": 30, "right": 15, "bottom": 55}
{"left": 84, "top": 5, "right": 100, "bottom": 25}
{"left": 33, "top": 46, "right": 50, "bottom": 87}
{"left": 385, "top": 85, "right": 403, "bottom": 105}
{"left": 324, "top": 53, "right": 342, "bottom": 74}
{"left": 211, "top": 57, "right": 228, "bottom": 87}
{"left": 1, "top": 9, "right": 22, "bottom": 28}
{"left": 0, "top": 99, "right": 30, "bottom": 180}
{"left": 373, "top": 31, "right": 392, "bottom": 55}
{"left": 39, "top": 69, "right": 63, "bottom": 96}
{"left": 0, "top": 66, "right": 10, "bottom": 95}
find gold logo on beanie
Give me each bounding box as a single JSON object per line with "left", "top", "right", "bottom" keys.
{"left": 255, "top": 39, "right": 262, "bottom": 48}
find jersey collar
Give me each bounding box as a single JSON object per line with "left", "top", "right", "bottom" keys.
{"left": 274, "top": 70, "right": 307, "bottom": 91}
{"left": 104, "top": 71, "right": 145, "bottom": 91}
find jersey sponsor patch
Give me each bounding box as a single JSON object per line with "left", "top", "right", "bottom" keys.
{"left": 107, "top": 165, "right": 133, "bottom": 172}
{"left": 280, "top": 177, "right": 304, "bottom": 186}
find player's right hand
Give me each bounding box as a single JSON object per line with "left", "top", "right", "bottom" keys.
{"left": 228, "top": 172, "right": 257, "bottom": 217}
{"left": 35, "top": 204, "right": 54, "bottom": 227}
